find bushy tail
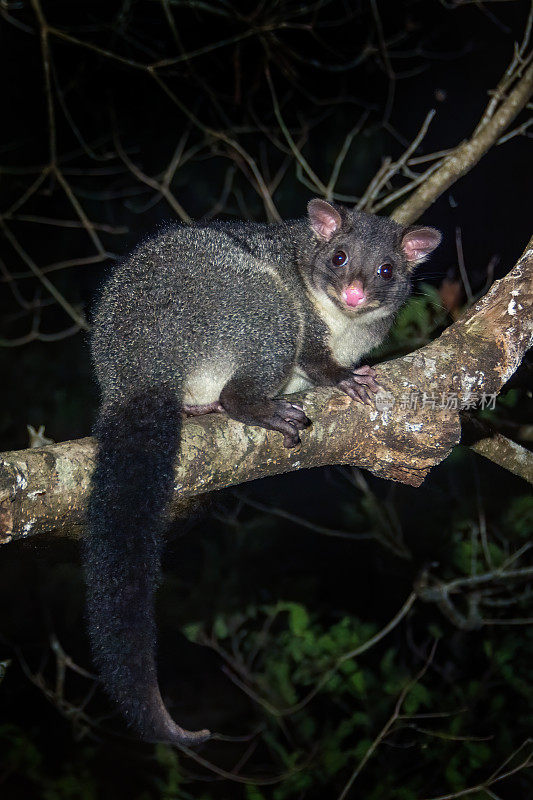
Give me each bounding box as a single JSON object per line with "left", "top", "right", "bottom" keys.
{"left": 83, "top": 386, "right": 210, "bottom": 745}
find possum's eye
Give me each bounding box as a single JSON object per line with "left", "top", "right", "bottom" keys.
{"left": 332, "top": 250, "right": 348, "bottom": 267}
{"left": 377, "top": 263, "right": 393, "bottom": 281}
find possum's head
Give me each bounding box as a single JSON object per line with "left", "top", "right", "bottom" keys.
{"left": 304, "top": 199, "right": 441, "bottom": 319}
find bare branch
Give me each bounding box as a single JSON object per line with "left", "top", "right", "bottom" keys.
{"left": 393, "top": 60, "right": 533, "bottom": 225}
{"left": 0, "top": 221, "right": 89, "bottom": 330}
{"left": 470, "top": 432, "right": 533, "bottom": 484}
{"left": 419, "top": 739, "right": 533, "bottom": 800}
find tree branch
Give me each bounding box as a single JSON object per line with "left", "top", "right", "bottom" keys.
{"left": 392, "top": 61, "right": 533, "bottom": 225}
{"left": 462, "top": 413, "right": 533, "bottom": 484}
{"left": 1, "top": 237, "right": 531, "bottom": 544}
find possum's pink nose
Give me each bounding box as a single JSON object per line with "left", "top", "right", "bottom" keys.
{"left": 341, "top": 281, "right": 366, "bottom": 307}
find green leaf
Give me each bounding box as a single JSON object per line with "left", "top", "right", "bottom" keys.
{"left": 380, "top": 648, "right": 396, "bottom": 677}
{"left": 287, "top": 603, "right": 310, "bottom": 637}
{"left": 322, "top": 746, "right": 349, "bottom": 775}
{"left": 349, "top": 669, "right": 366, "bottom": 696}
{"left": 403, "top": 681, "right": 431, "bottom": 714}
{"left": 181, "top": 623, "right": 201, "bottom": 643}
{"left": 246, "top": 785, "right": 267, "bottom": 800}
{"left": 213, "top": 616, "right": 229, "bottom": 639}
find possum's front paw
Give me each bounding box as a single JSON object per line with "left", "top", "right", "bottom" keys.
{"left": 337, "top": 365, "right": 380, "bottom": 405}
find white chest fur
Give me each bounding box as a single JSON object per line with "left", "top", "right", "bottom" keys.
{"left": 314, "top": 293, "right": 390, "bottom": 367}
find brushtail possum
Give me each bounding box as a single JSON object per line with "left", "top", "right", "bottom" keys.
{"left": 85, "top": 199, "right": 441, "bottom": 745}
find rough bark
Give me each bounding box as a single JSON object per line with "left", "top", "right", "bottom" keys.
{"left": 470, "top": 433, "right": 533, "bottom": 485}
{"left": 1, "top": 238, "right": 531, "bottom": 544}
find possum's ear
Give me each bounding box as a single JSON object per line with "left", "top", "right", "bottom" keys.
{"left": 401, "top": 226, "right": 442, "bottom": 266}
{"left": 307, "top": 199, "right": 342, "bottom": 241}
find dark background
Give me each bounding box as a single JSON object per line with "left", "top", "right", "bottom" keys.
{"left": 0, "top": 2, "right": 532, "bottom": 798}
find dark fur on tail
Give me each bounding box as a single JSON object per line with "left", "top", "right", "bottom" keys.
{"left": 83, "top": 386, "right": 210, "bottom": 745}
